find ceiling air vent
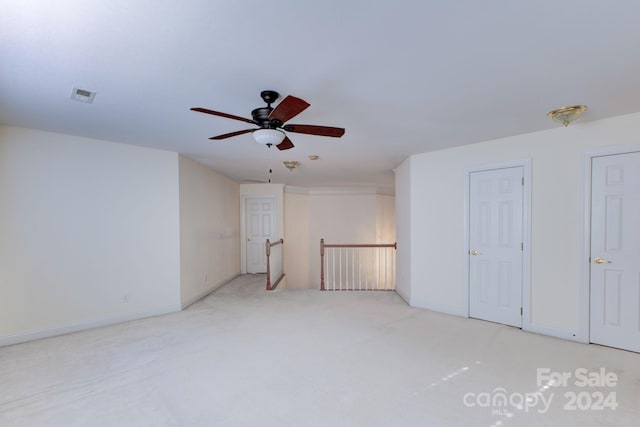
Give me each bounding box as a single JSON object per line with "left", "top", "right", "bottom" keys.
{"left": 70, "top": 87, "right": 96, "bottom": 103}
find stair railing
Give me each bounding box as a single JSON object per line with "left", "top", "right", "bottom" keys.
{"left": 266, "top": 238, "right": 285, "bottom": 290}
{"left": 320, "top": 239, "right": 396, "bottom": 291}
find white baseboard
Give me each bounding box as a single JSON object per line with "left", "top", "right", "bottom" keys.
{"left": 524, "top": 323, "right": 586, "bottom": 343}
{"left": 0, "top": 303, "right": 181, "bottom": 348}
{"left": 394, "top": 288, "right": 411, "bottom": 306}
{"left": 414, "top": 301, "right": 468, "bottom": 318}
{"left": 413, "top": 304, "right": 587, "bottom": 344}
{"left": 2, "top": 274, "right": 242, "bottom": 348}
{"left": 181, "top": 273, "right": 240, "bottom": 309}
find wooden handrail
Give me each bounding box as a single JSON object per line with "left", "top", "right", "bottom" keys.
{"left": 266, "top": 238, "right": 285, "bottom": 291}
{"left": 322, "top": 243, "right": 397, "bottom": 249}
{"left": 269, "top": 239, "right": 283, "bottom": 248}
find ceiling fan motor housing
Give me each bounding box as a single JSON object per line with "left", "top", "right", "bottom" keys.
{"left": 251, "top": 107, "right": 275, "bottom": 127}
{"left": 253, "top": 91, "right": 282, "bottom": 128}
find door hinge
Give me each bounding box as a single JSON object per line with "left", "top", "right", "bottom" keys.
{"left": 521, "top": 242, "right": 524, "bottom": 251}
{"left": 521, "top": 177, "right": 524, "bottom": 186}
{"left": 520, "top": 307, "right": 523, "bottom": 316}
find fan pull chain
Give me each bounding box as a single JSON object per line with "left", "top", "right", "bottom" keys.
{"left": 266, "top": 143, "right": 273, "bottom": 183}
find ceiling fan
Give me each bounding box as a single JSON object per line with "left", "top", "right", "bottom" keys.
{"left": 191, "top": 90, "right": 345, "bottom": 150}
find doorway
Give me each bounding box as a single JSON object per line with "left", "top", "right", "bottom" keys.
{"left": 244, "top": 196, "right": 276, "bottom": 274}
{"left": 588, "top": 151, "right": 640, "bottom": 352}
{"left": 466, "top": 161, "right": 531, "bottom": 328}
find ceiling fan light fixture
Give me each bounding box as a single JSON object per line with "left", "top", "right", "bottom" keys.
{"left": 547, "top": 105, "right": 587, "bottom": 127}
{"left": 283, "top": 160, "right": 300, "bottom": 171}
{"left": 252, "top": 128, "right": 286, "bottom": 146}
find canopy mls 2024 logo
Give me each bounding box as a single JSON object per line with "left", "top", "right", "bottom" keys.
{"left": 463, "top": 367, "right": 618, "bottom": 416}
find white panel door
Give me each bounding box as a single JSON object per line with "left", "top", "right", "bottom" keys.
{"left": 469, "top": 167, "right": 523, "bottom": 327}
{"left": 590, "top": 153, "right": 640, "bottom": 352}
{"left": 245, "top": 197, "right": 275, "bottom": 274}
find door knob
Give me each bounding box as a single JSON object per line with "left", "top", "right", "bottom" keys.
{"left": 470, "top": 250, "right": 481, "bottom": 256}
{"left": 594, "top": 257, "right": 611, "bottom": 264}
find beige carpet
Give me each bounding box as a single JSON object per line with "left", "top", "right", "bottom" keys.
{"left": 1, "top": 274, "right": 638, "bottom": 426}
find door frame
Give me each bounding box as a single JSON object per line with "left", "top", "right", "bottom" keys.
{"left": 240, "top": 194, "right": 277, "bottom": 274}
{"left": 463, "top": 159, "right": 532, "bottom": 330}
{"left": 579, "top": 144, "right": 640, "bottom": 344}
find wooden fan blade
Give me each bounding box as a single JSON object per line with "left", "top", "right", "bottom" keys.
{"left": 209, "top": 129, "right": 255, "bottom": 140}
{"left": 282, "top": 124, "right": 345, "bottom": 138}
{"left": 191, "top": 107, "right": 257, "bottom": 125}
{"left": 268, "top": 96, "right": 310, "bottom": 123}
{"left": 276, "top": 136, "right": 295, "bottom": 151}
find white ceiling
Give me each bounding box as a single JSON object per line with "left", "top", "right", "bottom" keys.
{"left": 2, "top": 1, "right": 640, "bottom": 191}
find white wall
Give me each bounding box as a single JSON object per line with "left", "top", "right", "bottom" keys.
{"left": 284, "top": 187, "right": 395, "bottom": 289}
{"left": 283, "top": 191, "right": 309, "bottom": 289}
{"left": 179, "top": 156, "right": 240, "bottom": 307}
{"left": 376, "top": 194, "right": 396, "bottom": 243}
{"left": 0, "top": 126, "right": 181, "bottom": 345}
{"left": 308, "top": 191, "right": 377, "bottom": 290}
{"left": 394, "top": 159, "right": 412, "bottom": 303}
{"left": 398, "top": 111, "right": 640, "bottom": 339}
